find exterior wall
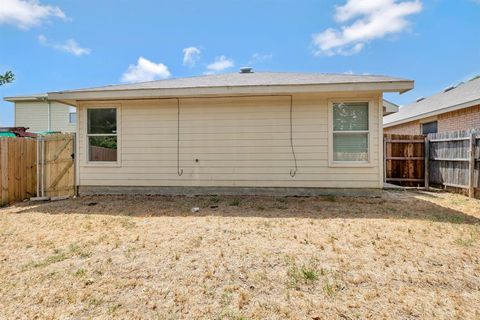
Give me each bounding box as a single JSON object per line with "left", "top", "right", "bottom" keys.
{"left": 437, "top": 104, "right": 480, "bottom": 132}
{"left": 14, "top": 101, "right": 48, "bottom": 132}
{"left": 384, "top": 104, "right": 480, "bottom": 135}
{"left": 50, "top": 103, "right": 76, "bottom": 132}
{"left": 15, "top": 101, "right": 76, "bottom": 132}
{"left": 384, "top": 120, "right": 421, "bottom": 135}
{"left": 77, "top": 93, "right": 383, "bottom": 190}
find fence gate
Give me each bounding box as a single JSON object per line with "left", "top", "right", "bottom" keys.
{"left": 384, "top": 134, "right": 426, "bottom": 187}
{"left": 38, "top": 133, "right": 75, "bottom": 198}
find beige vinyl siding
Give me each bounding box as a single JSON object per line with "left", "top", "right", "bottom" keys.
{"left": 77, "top": 93, "right": 382, "bottom": 188}
{"left": 14, "top": 101, "right": 75, "bottom": 132}
{"left": 50, "top": 102, "right": 76, "bottom": 132}
{"left": 14, "top": 101, "right": 48, "bottom": 132}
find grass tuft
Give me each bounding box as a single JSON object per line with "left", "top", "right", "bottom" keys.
{"left": 229, "top": 199, "right": 241, "bottom": 207}
{"left": 74, "top": 268, "right": 87, "bottom": 277}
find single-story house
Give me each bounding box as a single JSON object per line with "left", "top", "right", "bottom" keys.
{"left": 384, "top": 76, "right": 480, "bottom": 134}
{"left": 3, "top": 94, "right": 76, "bottom": 132}
{"left": 46, "top": 70, "right": 413, "bottom": 194}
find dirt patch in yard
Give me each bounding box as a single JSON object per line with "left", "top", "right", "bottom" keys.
{"left": 0, "top": 191, "right": 479, "bottom": 319}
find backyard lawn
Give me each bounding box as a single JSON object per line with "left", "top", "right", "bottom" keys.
{"left": 0, "top": 191, "right": 479, "bottom": 319}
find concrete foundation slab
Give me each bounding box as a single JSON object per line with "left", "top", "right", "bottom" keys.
{"left": 79, "top": 186, "right": 383, "bottom": 197}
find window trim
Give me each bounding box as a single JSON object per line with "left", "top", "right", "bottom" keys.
{"left": 84, "top": 104, "right": 121, "bottom": 167}
{"left": 328, "top": 99, "right": 374, "bottom": 167}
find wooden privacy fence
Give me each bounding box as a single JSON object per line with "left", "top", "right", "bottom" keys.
{"left": 384, "top": 129, "right": 480, "bottom": 198}
{"left": 427, "top": 129, "right": 479, "bottom": 198}
{"left": 0, "top": 133, "right": 75, "bottom": 205}
{"left": 384, "top": 134, "right": 426, "bottom": 187}
{"left": 0, "top": 138, "right": 37, "bottom": 205}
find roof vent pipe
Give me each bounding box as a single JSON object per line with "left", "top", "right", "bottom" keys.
{"left": 443, "top": 86, "right": 456, "bottom": 92}
{"left": 240, "top": 67, "right": 253, "bottom": 74}
{"left": 416, "top": 97, "right": 425, "bottom": 103}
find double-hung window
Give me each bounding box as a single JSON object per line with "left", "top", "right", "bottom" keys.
{"left": 87, "top": 108, "right": 117, "bottom": 162}
{"left": 331, "top": 102, "right": 370, "bottom": 163}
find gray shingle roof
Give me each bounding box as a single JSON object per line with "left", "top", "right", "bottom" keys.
{"left": 56, "top": 72, "right": 410, "bottom": 93}
{"left": 384, "top": 77, "right": 480, "bottom": 126}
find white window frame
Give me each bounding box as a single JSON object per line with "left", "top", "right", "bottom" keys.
{"left": 328, "top": 99, "right": 374, "bottom": 167}
{"left": 84, "top": 104, "right": 121, "bottom": 167}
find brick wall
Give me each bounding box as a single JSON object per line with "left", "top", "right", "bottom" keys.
{"left": 438, "top": 104, "right": 480, "bottom": 132}
{"left": 384, "top": 120, "right": 421, "bottom": 135}
{"left": 384, "top": 104, "right": 480, "bottom": 134}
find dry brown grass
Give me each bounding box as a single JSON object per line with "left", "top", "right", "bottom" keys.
{"left": 0, "top": 190, "right": 479, "bottom": 319}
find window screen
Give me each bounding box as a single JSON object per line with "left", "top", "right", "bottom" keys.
{"left": 332, "top": 102, "right": 369, "bottom": 162}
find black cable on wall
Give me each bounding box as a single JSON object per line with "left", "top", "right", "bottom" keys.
{"left": 174, "top": 95, "right": 298, "bottom": 178}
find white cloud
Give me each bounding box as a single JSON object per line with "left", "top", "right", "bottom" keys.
{"left": 38, "top": 34, "right": 90, "bottom": 56}
{"left": 182, "top": 46, "right": 201, "bottom": 67}
{"left": 249, "top": 53, "right": 273, "bottom": 64}
{"left": 205, "top": 55, "right": 234, "bottom": 74}
{"left": 0, "top": 0, "right": 66, "bottom": 29}
{"left": 312, "top": 0, "right": 422, "bottom": 56}
{"left": 121, "top": 57, "right": 171, "bottom": 83}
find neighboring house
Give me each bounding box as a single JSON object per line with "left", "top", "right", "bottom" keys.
{"left": 3, "top": 94, "right": 76, "bottom": 132}
{"left": 47, "top": 70, "right": 413, "bottom": 194}
{"left": 383, "top": 99, "right": 399, "bottom": 116}
{"left": 384, "top": 76, "right": 480, "bottom": 134}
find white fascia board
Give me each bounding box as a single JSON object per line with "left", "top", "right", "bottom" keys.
{"left": 48, "top": 81, "right": 414, "bottom": 102}
{"left": 4, "top": 96, "right": 47, "bottom": 102}
{"left": 383, "top": 98, "right": 480, "bottom": 128}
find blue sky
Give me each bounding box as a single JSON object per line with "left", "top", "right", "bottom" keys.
{"left": 1, "top": 0, "right": 479, "bottom": 126}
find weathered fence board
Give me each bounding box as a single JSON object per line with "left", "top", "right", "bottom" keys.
{"left": 0, "top": 138, "right": 37, "bottom": 205}
{"left": 384, "top": 134, "right": 426, "bottom": 187}
{"left": 384, "top": 130, "right": 480, "bottom": 198}
{"left": 428, "top": 129, "right": 479, "bottom": 198}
